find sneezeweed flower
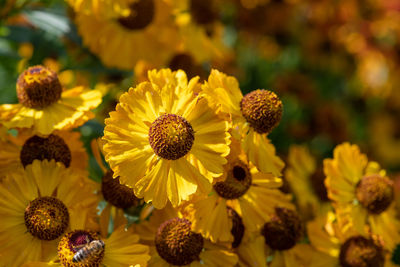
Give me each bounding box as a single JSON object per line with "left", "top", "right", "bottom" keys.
{"left": 285, "top": 145, "right": 329, "bottom": 220}
{"left": 0, "top": 160, "right": 98, "bottom": 266}
{"left": 324, "top": 143, "right": 400, "bottom": 251}
{"left": 201, "top": 69, "right": 284, "bottom": 176}
{"left": 0, "top": 65, "right": 102, "bottom": 135}
{"left": 236, "top": 207, "right": 313, "bottom": 267}
{"left": 0, "top": 129, "right": 88, "bottom": 179}
{"left": 103, "top": 69, "right": 230, "bottom": 209}
{"left": 173, "top": 0, "right": 232, "bottom": 68}
{"left": 134, "top": 204, "right": 238, "bottom": 266}
{"left": 74, "top": 0, "right": 180, "bottom": 70}
{"left": 307, "top": 209, "right": 395, "bottom": 267}
{"left": 22, "top": 216, "right": 150, "bottom": 267}
{"left": 184, "top": 139, "right": 293, "bottom": 244}
{"left": 56, "top": 226, "right": 150, "bottom": 267}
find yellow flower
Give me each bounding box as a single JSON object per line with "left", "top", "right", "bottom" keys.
{"left": 285, "top": 145, "right": 330, "bottom": 220}
{"left": 185, "top": 139, "right": 293, "bottom": 245}
{"left": 307, "top": 209, "right": 394, "bottom": 267}
{"left": 201, "top": 69, "right": 284, "bottom": 176}
{"left": 0, "top": 160, "right": 98, "bottom": 266}
{"left": 74, "top": 0, "right": 180, "bottom": 70}
{"left": 103, "top": 69, "right": 230, "bottom": 209}
{"left": 324, "top": 142, "right": 400, "bottom": 250}
{"left": 173, "top": 0, "right": 232, "bottom": 65}
{"left": 0, "top": 129, "right": 88, "bottom": 179}
{"left": 236, "top": 208, "right": 313, "bottom": 267}
{"left": 0, "top": 65, "right": 102, "bottom": 135}
{"left": 134, "top": 204, "right": 238, "bottom": 266}
{"left": 22, "top": 221, "right": 151, "bottom": 267}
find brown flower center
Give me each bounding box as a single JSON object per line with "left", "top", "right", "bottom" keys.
{"left": 58, "top": 230, "right": 105, "bottom": 266}
{"left": 168, "top": 53, "right": 204, "bottom": 80}
{"left": 190, "top": 0, "right": 217, "bottom": 25}
{"left": 117, "top": 0, "right": 155, "bottom": 31}
{"left": 148, "top": 114, "right": 195, "bottom": 160}
{"left": 261, "top": 207, "right": 302, "bottom": 251}
{"left": 155, "top": 217, "right": 203, "bottom": 265}
{"left": 227, "top": 207, "right": 245, "bottom": 248}
{"left": 16, "top": 65, "right": 62, "bottom": 109}
{"left": 101, "top": 170, "right": 141, "bottom": 209}
{"left": 240, "top": 89, "right": 283, "bottom": 134}
{"left": 213, "top": 160, "right": 252, "bottom": 199}
{"left": 339, "top": 236, "right": 384, "bottom": 267}
{"left": 24, "top": 196, "right": 69, "bottom": 241}
{"left": 20, "top": 134, "right": 71, "bottom": 168}
{"left": 355, "top": 174, "right": 394, "bottom": 214}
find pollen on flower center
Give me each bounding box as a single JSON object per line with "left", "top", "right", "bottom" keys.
{"left": 155, "top": 217, "right": 203, "bottom": 265}
{"left": 261, "top": 207, "right": 302, "bottom": 251}
{"left": 339, "top": 236, "right": 384, "bottom": 267}
{"left": 58, "top": 229, "right": 105, "bottom": 266}
{"left": 227, "top": 207, "right": 245, "bottom": 248}
{"left": 355, "top": 174, "right": 394, "bottom": 214}
{"left": 101, "top": 170, "right": 141, "bottom": 209}
{"left": 117, "top": 0, "right": 155, "bottom": 31}
{"left": 24, "top": 196, "right": 69, "bottom": 241}
{"left": 213, "top": 160, "right": 252, "bottom": 199}
{"left": 16, "top": 65, "right": 62, "bottom": 109}
{"left": 20, "top": 134, "right": 72, "bottom": 168}
{"left": 240, "top": 89, "right": 283, "bottom": 134}
{"left": 148, "top": 113, "right": 195, "bottom": 160}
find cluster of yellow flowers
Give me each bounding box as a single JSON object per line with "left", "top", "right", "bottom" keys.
{"left": 1, "top": 63, "right": 399, "bottom": 267}
{"left": 65, "top": 0, "right": 230, "bottom": 72}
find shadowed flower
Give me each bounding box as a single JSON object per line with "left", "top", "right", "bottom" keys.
{"left": 0, "top": 65, "right": 102, "bottom": 135}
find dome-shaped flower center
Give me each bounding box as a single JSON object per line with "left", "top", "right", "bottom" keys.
{"left": 240, "top": 89, "right": 283, "bottom": 134}
{"left": 168, "top": 53, "right": 203, "bottom": 79}
{"left": 261, "top": 207, "right": 302, "bottom": 251}
{"left": 213, "top": 160, "right": 252, "bottom": 199}
{"left": 339, "top": 236, "right": 384, "bottom": 267}
{"left": 20, "top": 134, "right": 71, "bottom": 168}
{"left": 155, "top": 217, "right": 203, "bottom": 265}
{"left": 58, "top": 230, "right": 105, "bottom": 266}
{"left": 149, "top": 114, "right": 195, "bottom": 160}
{"left": 117, "top": 0, "right": 155, "bottom": 31}
{"left": 24, "top": 196, "right": 69, "bottom": 241}
{"left": 101, "top": 170, "right": 141, "bottom": 209}
{"left": 227, "top": 207, "right": 245, "bottom": 248}
{"left": 355, "top": 174, "right": 394, "bottom": 214}
{"left": 16, "top": 65, "right": 62, "bottom": 109}
{"left": 190, "top": 0, "right": 216, "bottom": 25}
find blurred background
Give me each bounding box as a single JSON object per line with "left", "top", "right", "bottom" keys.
{"left": 1, "top": 0, "right": 399, "bottom": 182}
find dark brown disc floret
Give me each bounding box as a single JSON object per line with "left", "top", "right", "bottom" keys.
{"left": 148, "top": 114, "right": 195, "bottom": 160}
{"left": 339, "top": 236, "right": 384, "bottom": 267}
{"left": 117, "top": 0, "right": 155, "bottom": 30}
{"left": 20, "top": 134, "right": 71, "bottom": 168}
{"left": 24, "top": 196, "right": 69, "bottom": 241}
{"left": 17, "top": 65, "right": 62, "bottom": 109}
{"left": 240, "top": 89, "right": 283, "bottom": 134}
{"left": 213, "top": 160, "right": 252, "bottom": 199}
{"left": 355, "top": 174, "right": 394, "bottom": 214}
{"left": 155, "top": 217, "right": 203, "bottom": 265}
{"left": 261, "top": 207, "right": 302, "bottom": 251}
{"left": 101, "top": 170, "right": 141, "bottom": 209}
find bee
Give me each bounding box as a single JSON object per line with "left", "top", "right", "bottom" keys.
{"left": 72, "top": 238, "right": 105, "bottom": 263}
